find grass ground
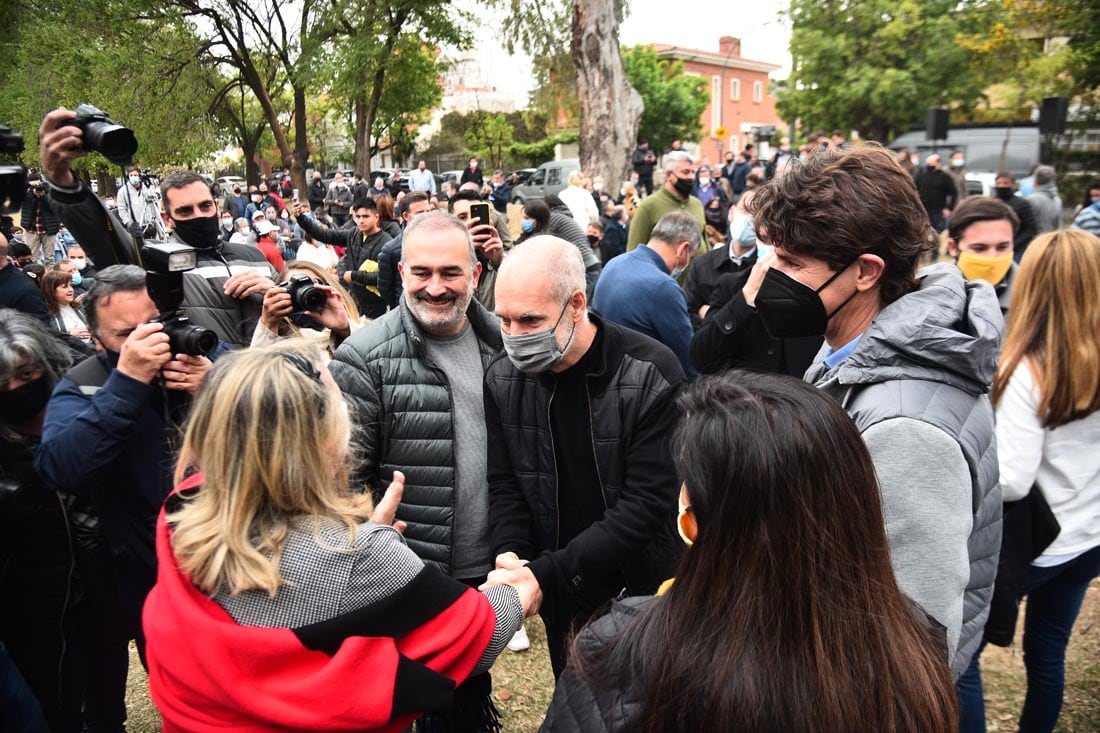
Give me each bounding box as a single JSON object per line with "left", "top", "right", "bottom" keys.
{"left": 123, "top": 578, "right": 1098, "bottom": 731}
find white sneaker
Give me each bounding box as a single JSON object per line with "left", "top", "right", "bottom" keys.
{"left": 506, "top": 625, "right": 530, "bottom": 652}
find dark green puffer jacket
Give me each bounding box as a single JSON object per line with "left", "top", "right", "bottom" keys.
{"left": 329, "top": 299, "right": 502, "bottom": 574}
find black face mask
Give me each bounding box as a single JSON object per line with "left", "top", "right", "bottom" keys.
{"left": 754, "top": 263, "right": 857, "bottom": 338}
{"left": 993, "top": 186, "right": 1014, "bottom": 200}
{"left": 704, "top": 207, "right": 724, "bottom": 227}
{"left": 586, "top": 234, "right": 600, "bottom": 246}
{"left": 171, "top": 213, "right": 220, "bottom": 248}
{"left": 672, "top": 175, "right": 694, "bottom": 198}
{"left": 0, "top": 374, "right": 54, "bottom": 424}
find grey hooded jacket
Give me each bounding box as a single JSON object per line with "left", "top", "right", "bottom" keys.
{"left": 1025, "top": 183, "right": 1063, "bottom": 233}
{"left": 804, "top": 263, "right": 1003, "bottom": 679}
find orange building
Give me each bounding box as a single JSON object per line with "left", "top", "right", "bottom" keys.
{"left": 653, "top": 36, "right": 782, "bottom": 166}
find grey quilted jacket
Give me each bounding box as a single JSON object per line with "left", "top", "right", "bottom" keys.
{"left": 329, "top": 299, "right": 502, "bottom": 574}
{"left": 805, "top": 263, "right": 1003, "bottom": 679}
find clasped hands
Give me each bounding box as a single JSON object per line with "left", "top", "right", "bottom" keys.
{"left": 481, "top": 552, "right": 542, "bottom": 618}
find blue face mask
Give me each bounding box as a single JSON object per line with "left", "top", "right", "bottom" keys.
{"left": 521, "top": 219, "right": 535, "bottom": 233}
{"left": 70, "top": 270, "right": 82, "bottom": 287}
{"left": 730, "top": 212, "right": 756, "bottom": 248}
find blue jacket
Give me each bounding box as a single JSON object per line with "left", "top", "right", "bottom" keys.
{"left": 35, "top": 356, "right": 187, "bottom": 617}
{"left": 591, "top": 245, "right": 698, "bottom": 379}
{"left": 731, "top": 161, "right": 752, "bottom": 194}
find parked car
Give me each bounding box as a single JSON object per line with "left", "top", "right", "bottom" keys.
{"left": 368, "top": 169, "right": 409, "bottom": 195}
{"left": 509, "top": 159, "right": 580, "bottom": 205}
{"left": 213, "top": 175, "right": 246, "bottom": 197}
{"left": 508, "top": 168, "right": 537, "bottom": 186}
{"left": 439, "top": 170, "right": 463, "bottom": 188}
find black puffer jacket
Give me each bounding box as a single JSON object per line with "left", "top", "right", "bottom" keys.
{"left": 0, "top": 438, "right": 77, "bottom": 726}
{"left": 484, "top": 316, "right": 685, "bottom": 625}
{"left": 329, "top": 299, "right": 502, "bottom": 574}
{"left": 540, "top": 596, "right": 650, "bottom": 732}
{"left": 20, "top": 191, "right": 61, "bottom": 235}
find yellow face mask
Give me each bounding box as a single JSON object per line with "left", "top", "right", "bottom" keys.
{"left": 956, "top": 251, "right": 1013, "bottom": 285}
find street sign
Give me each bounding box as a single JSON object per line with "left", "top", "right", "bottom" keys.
{"left": 714, "top": 126, "right": 727, "bottom": 139}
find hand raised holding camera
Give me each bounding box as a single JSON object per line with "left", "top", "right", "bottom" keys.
{"left": 260, "top": 286, "right": 294, "bottom": 331}
{"left": 38, "top": 108, "right": 83, "bottom": 187}
{"left": 117, "top": 322, "right": 172, "bottom": 384}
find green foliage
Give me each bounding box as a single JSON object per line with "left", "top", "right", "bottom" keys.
{"left": 1, "top": 0, "right": 225, "bottom": 172}
{"left": 464, "top": 113, "right": 514, "bottom": 169}
{"left": 621, "top": 45, "right": 708, "bottom": 150}
{"left": 779, "top": 0, "right": 995, "bottom": 142}
{"left": 422, "top": 111, "right": 572, "bottom": 169}
{"left": 311, "top": 0, "right": 466, "bottom": 163}
{"left": 509, "top": 131, "right": 580, "bottom": 167}
{"left": 527, "top": 52, "right": 579, "bottom": 131}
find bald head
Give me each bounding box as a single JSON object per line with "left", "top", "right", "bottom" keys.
{"left": 498, "top": 236, "right": 585, "bottom": 305}
{"left": 926, "top": 154, "right": 941, "bottom": 169}
{"left": 495, "top": 235, "right": 595, "bottom": 373}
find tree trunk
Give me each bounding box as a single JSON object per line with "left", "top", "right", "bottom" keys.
{"left": 292, "top": 86, "right": 310, "bottom": 195}
{"left": 242, "top": 123, "right": 264, "bottom": 186}
{"left": 353, "top": 96, "right": 371, "bottom": 176}
{"left": 572, "top": 0, "right": 642, "bottom": 189}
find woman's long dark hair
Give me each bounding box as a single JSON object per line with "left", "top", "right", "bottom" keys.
{"left": 523, "top": 199, "right": 551, "bottom": 232}
{"left": 39, "top": 269, "right": 74, "bottom": 317}
{"left": 579, "top": 371, "right": 958, "bottom": 732}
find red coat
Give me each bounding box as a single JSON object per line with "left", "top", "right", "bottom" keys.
{"left": 143, "top": 474, "right": 495, "bottom": 732}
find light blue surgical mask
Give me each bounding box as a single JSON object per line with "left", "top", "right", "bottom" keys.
{"left": 521, "top": 219, "right": 535, "bottom": 233}
{"left": 730, "top": 212, "right": 757, "bottom": 248}
{"left": 70, "top": 270, "right": 82, "bottom": 287}
{"left": 670, "top": 245, "right": 693, "bottom": 280}
{"left": 129, "top": 175, "right": 141, "bottom": 186}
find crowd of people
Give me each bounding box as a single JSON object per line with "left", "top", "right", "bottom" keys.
{"left": 0, "top": 105, "right": 1098, "bottom": 733}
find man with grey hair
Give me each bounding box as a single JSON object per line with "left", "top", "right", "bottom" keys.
{"left": 36, "top": 264, "right": 211, "bottom": 716}
{"left": 1025, "top": 165, "right": 1063, "bottom": 233}
{"left": 591, "top": 211, "right": 701, "bottom": 378}
{"left": 483, "top": 235, "right": 686, "bottom": 677}
{"left": 626, "top": 150, "right": 707, "bottom": 255}
{"left": 329, "top": 210, "right": 509, "bottom": 730}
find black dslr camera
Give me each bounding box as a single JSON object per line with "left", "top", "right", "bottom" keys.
{"left": 0, "top": 125, "right": 25, "bottom": 214}
{"left": 142, "top": 242, "right": 218, "bottom": 356}
{"left": 60, "top": 104, "right": 138, "bottom": 166}
{"left": 278, "top": 274, "right": 327, "bottom": 313}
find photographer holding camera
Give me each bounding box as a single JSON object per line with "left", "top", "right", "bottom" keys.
{"left": 38, "top": 107, "right": 277, "bottom": 348}
{"left": 115, "top": 166, "right": 160, "bottom": 240}
{"left": 36, "top": 265, "right": 211, "bottom": 694}
{"left": 252, "top": 260, "right": 364, "bottom": 359}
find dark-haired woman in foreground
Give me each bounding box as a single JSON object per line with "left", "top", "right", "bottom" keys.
{"left": 542, "top": 371, "right": 958, "bottom": 732}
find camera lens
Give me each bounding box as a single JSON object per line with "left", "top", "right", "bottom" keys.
{"left": 298, "top": 285, "right": 327, "bottom": 313}
{"left": 166, "top": 322, "right": 218, "bottom": 356}
{"left": 84, "top": 121, "right": 138, "bottom": 166}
